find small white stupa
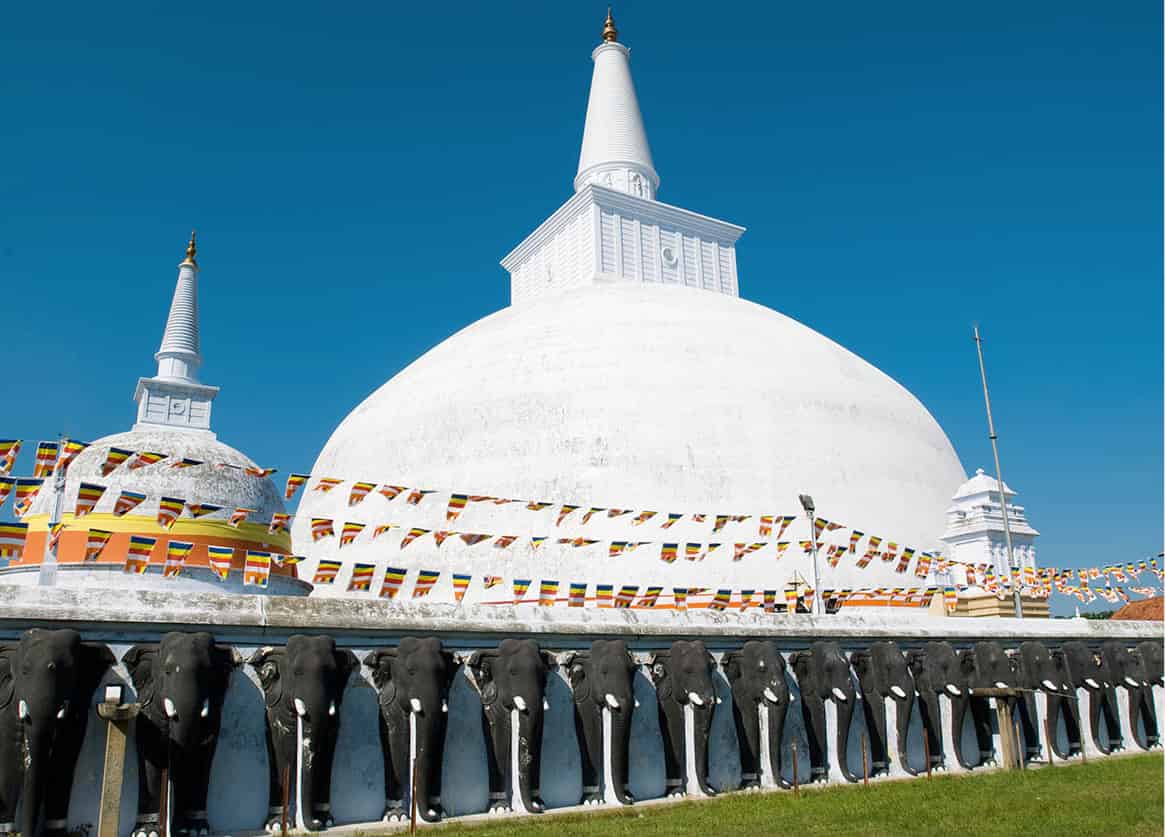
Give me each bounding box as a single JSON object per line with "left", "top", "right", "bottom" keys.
{"left": 941, "top": 468, "right": 1039, "bottom": 578}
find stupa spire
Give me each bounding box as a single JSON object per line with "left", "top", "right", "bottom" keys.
{"left": 574, "top": 9, "right": 659, "bottom": 199}
{"left": 133, "top": 232, "right": 219, "bottom": 434}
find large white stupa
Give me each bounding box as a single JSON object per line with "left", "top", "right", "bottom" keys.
{"left": 292, "top": 14, "right": 966, "bottom": 606}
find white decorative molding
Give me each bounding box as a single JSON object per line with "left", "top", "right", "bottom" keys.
{"left": 941, "top": 469, "right": 1040, "bottom": 578}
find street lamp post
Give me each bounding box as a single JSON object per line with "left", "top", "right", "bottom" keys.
{"left": 798, "top": 494, "right": 823, "bottom": 615}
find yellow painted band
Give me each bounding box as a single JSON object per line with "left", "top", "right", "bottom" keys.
{"left": 20, "top": 513, "right": 292, "bottom": 551}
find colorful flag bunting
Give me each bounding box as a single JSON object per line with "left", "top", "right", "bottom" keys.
{"left": 154, "top": 497, "right": 184, "bottom": 529}
{"left": 432, "top": 530, "right": 455, "bottom": 547}
{"left": 376, "top": 485, "right": 406, "bottom": 502}
{"left": 763, "top": 590, "right": 777, "bottom": 613}
{"left": 639, "top": 586, "right": 663, "bottom": 608}
{"left": 0, "top": 522, "right": 29, "bottom": 558}
{"left": 33, "top": 441, "right": 60, "bottom": 478}
{"left": 452, "top": 573, "right": 472, "bottom": 602}
{"left": 170, "top": 458, "right": 203, "bottom": 469}
{"left": 661, "top": 513, "right": 683, "bottom": 529}
{"left": 371, "top": 523, "right": 398, "bottom": 539}
{"left": 512, "top": 578, "right": 531, "bottom": 601}
{"left": 112, "top": 489, "right": 146, "bottom": 517}
{"left": 607, "top": 509, "right": 632, "bottom": 520}
{"left": 530, "top": 536, "right": 548, "bottom": 550}
{"left": 400, "top": 527, "right": 430, "bottom": 549}
{"left": 244, "top": 466, "right": 276, "bottom": 478}
{"left": 446, "top": 493, "right": 469, "bottom": 521}
{"left": 268, "top": 513, "right": 292, "bottom": 534}
{"left": 84, "top": 529, "right": 112, "bottom": 561}
{"left": 660, "top": 543, "right": 678, "bottom": 563}
{"left": 127, "top": 451, "right": 166, "bottom": 471}
{"left": 685, "top": 543, "right": 703, "bottom": 561}
{"left": 229, "top": 507, "right": 256, "bottom": 527}
{"left": 569, "top": 582, "right": 587, "bottom": 607}
{"left": 526, "top": 501, "right": 552, "bottom": 511}
{"left": 459, "top": 533, "right": 490, "bottom": 547}
{"left": 374, "top": 566, "right": 404, "bottom": 598}
{"left": 0, "top": 441, "right": 21, "bottom": 475}
{"left": 57, "top": 440, "right": 88, "bottom": 471}
{"left": 775, "top": 541, "right": 790, "bottom": 558}
{"left": 580, "top": 507, "right": 605, "bottom": 524}
{"left": 539, "top": 580, "right": 559, "bottom": 606}
{"left": 632, "top": 511, "right": 657, "bottom": 526}
{"left": 100, "top": 447, "right": 133, "bottom": 476}
{"left": 347, "top": 562, "right": 375, "bottom": 592}
{"left": 207, "top": 545, "right": 234, "bottom": 580}
{"left": 163, "top": 541, "right": 194, "bottom": 578}
{"left": 596, "top": 584, "right": 614, "bottom": 608}
{"left": 314, "top": 478, "right": 343, "bottom": 493}
{"left": 672, "top": 588, "right": 688, "bottom": 610}
{"left": 774, "top": 516, "right": 796, "bottom": 540}
{"left": 785, "top": 587, "right": 798, "bottom": 611}
{"left": 896, "top": 547, "right": 915, "bottom": 574}
{"left": 284, "top": 474, "right": 309, "bottom": 499}
{"left": 339, "top": 522, "right": 365, "bottom": 547}
{"left": 710, "top": 589, "right": 732, "bottom": 611}
{"left": 124, "top": 535, "right": 156, "bottom": 574}
{"left": 314, "top": 560, "right": 342, "bottom": 585}
{"left": 556, "top": 505, "right": 580, "bottom": 526}
{"left": 493, "top": 535, "right": 518, "bottom": 549}
{"left": 74, "top": 482, "right": 105, "bottom": 517}
{"left": 483, "top": 575, "right": 503, "bottom": 590}
{"left": 615, "top": 585, "right": 639, "bottom": 608}
{"left": 406, "top": 489, "right": 435, "bottom": 505}
{"left": 609, "top": 541, "right": 629, "bottom": 558}
{"left": 310, "top": 518, "right": 336, "bottom": 541}
{"left": 186, "top": 503, "right": 223, "bottom": 518}
{"left": 848, "top": 531, "right": 865, "bottom": 553}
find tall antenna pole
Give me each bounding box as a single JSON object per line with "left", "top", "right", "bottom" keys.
{"left": 973, "top": 326, "right": 1022, "bottom": 618}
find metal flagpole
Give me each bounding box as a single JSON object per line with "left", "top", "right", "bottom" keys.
{"left": 973, "top": 326, "right": 1022, "bottom": 618}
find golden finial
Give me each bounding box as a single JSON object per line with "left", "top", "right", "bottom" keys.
{"left": 181, "top": 230, "right": 198, "bottom": 267}
{"left": 601, "top": 7, "right": 618, "bottom": 42}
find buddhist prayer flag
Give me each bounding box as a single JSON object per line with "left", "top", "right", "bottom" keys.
{"left": 314, "top": 560, "right": 342, "bottom": 585}
{"left": 244, "top": 466, "right": 277, "bottom": 478}
{"left": 314, "top": 478, "right": 343, "bottom": 493}
{"left": 171, "top": 458, "right": 203, "bottom": 469}
{"left": 274, "top": 554, "right": 302, "bottom": 567}
{"left": 459, "top": 533, "right": 490, "bottom": 547}
{"left": 882, "top": 542, "right": 899, "bottom": 563}
{"left": 156, "top": 497, "right": 185, "bottom": 529}
{"left": 774, "top": 516, "right": 796, "bottom": 540}
{"left": 452, "top": 573, "right": 471, "bottom": 602}
{"left": 848, "top": 531, "right": 865, "bottom": 553}
{"left": 432, "top": 530, "right": 454, "bottom": 547}
{"left": 446, "top": 493, "right": 468, "bottom": 521}
{"left": 0, "top": 441, "right": 21, "bottom": 475}
{"left": 339, "top": 522, "right": 365, "bottom": 547}
{"left": 640, "top": 586, "right": 663, "bottom": 608}
{"left": 57, "top": 440, "right": 88, "bottom": 471}
{"left": 127, "top": 451, "right": 166, "bottom": 471}
{"left": 615, "top": 585, "right": 639, "bottom": 608}
{"left": 229, "top": 507, "right": 257, "bottom": 528}
{"left": 113, "top": 490, "right": 146, "bottom": 517}
{"left": 609, "top": 541, "right": 629, "bottom": 558}
{"left": 567, "top": 538, "right": 599, "bottom": 548}
{"left": 607, "top": 509, "right": 632, "bottom": 520}
{"left": 47, "top": 522, "right": 66, "bottom": 553}
{"left": 785, "top": 587, "right": 798, "bottom": 610}
{"left": 713, "top": 515, "right": 730, "bottom": 534}
{"left": 685, "top": 543, "right": 703, "bottom": 561}
{"left": 493, "top": 535, "right": 518, "bottom": 549}
{"left": 186, "top": 503, "right": 223, "bottom": 519}
{"left": 632, "top": 511, "right": 657, "bottom": 526}
{"left": 569, "top": 582, "right": 587, "bottom": 607}
{"left": 896, "top": 548, "right": 915, "bottom": 574}
{"left": 100, "top": 447, "right": 133, "bottom": 476}
{"left": 596, "top": 584, "right": 614, "bottom": 608}
{"left": 775, "top": 541, "right": 790, "bottom": 558}
{"left": 556, "top": 505, "right": 580, "bottom": 526}
{"left": 284, "top": 474, "right": 309, "bottom": 499}
{"left": 710, "top": 589, "right": 732, "bottom": 611}
{"left": 757, "top": 515, "right": 774, "bottom": 537}
{"left": 372, "top": 566, "right": 403, "bottom": 598}
{"left": 240, "top": 551, "right": 271, "bottom": 587}
{"left": 347, "top": 562, "right": 375, "bottom": 592}
{"left": 915, "top": 553, "right": 932, "bottom": 579}
{"left": 732, "top": 542, "right": 765, "bottom": 561}
{"left": 84, "top": 529, "right": 112, "bottom": 561}
{"left": 943, "top": 586, "right": 958, "bottom": 610}
{"left": 530, "top": 536, "right": 548, "bottom": 550}
{"left": 163, "top": 541, "right": 194, "bottom": 578}
{"left": 525, "top": 501, "right": 552, "bottom": 511}
{"left": 691, "top": 514, "right": 706, "bottom": 523}
{"left": 539, "top": 580, "right": 559, "bottom": 606}
{"left": 74, "top": 483, "right": 105, "bottom": 517}
{"left": 0, "top": 523, "right": 29, "bottom": 558}
{"left": 672, "top": 588, "right": 688, "bottom": 610}
{"left": 581, "top": 507, "right": 606, "bottom": 524}
{"left": 268, "top": 513, "right": 292, "bottom": 534}
{"left": 375, "top": 485, "right": 405, "bottom": 502}
{"left": 13, "top": 479, "right": 43, "bottom": 516}
{"left": 661, "top": 513, "right": 682, "bottom": 529}
{"left": 372, "top": 523, "right": 399, "bottom": 539}
{"left": 512, "top": 578, "right": 531, "bottom": 601}
{"left": 803, "top": 589, "right": 815, "bottom": 611}
{"left": 0, "top": 477, "right": 11, "bottom": 511}
{"left": 826, "top": 545, "right": 844, "bottom": 568}
{"left": 660, "top": 543, "right": 678, "bottom": 563}
{"left": 763, "top": 590, "right": 777, "bottom": 613}
{"left": 406, "top": 489, "right": 435, "bottom": 505}
{"left": 33, "top": 441, "right": 60, "bottom": 478}
{"left": 311, "top": 518, "right": 336, "bottom": 541}
{"left": 207, "top": 545, "right": 234, "bottom": 580}
{"left": 483, "top": 575, "right": 503, "bottom": 590}
{"left": 400, "top": 527, "right": 429, "bottom": 549}
{"left": 124, "top": 535, "right": 156, "bottom": 574}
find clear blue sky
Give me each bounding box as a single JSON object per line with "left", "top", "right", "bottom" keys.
{"left": 3, "top": 3, "right": 1160, "bottom": 610}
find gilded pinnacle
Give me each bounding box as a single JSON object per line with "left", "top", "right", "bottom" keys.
{"left": 181, "top": 230, "right": 198, "bottom": 267}
{"left": 602, "top": 7, "right": 618, "bottom": 42}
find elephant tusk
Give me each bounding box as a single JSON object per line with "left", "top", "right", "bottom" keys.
{"left": 831, "top": 687, "right": 848, "bottom": 702}
{"left": 945, "top": 685, "right": 962, "bottom": 697}
{"left": 605, "top": 693, "right": 620, "bottom": 710}
{"left": 994, "top": 681, "right": 1008, "bottom": 689}
{"left": 17, "top": 700, "right": 28, "bottom": 720}
{"left": 763, "top": 687, "right": 780, "bottom": 704}
{"left": 890, "top": 685, "right": 907, "bottom": 699}
{"left": 328, "top": 700, "right": 337, "bottom": 716}
{"left": 1124, "top": 676, "right": 1139, "bottom": 688}
{"left": 442, "top": 699, "right": 449, "bottom": 713}
{"left": 200, "top": 699, "right": 210, "bottom": 718}
{"left": 687, "top": 691, "right": 704, "bottom": 707}
{"left": 1042, "top": 679, "right": 1057, "bottom": 692}
{"left": 513, "top": 696, "right": 528, "bottom": 712}
{"left": 715, "top": 697, "right": 722, "bottom": 705}
{"left": 1085, "top": 678, "right": 1099, "bottom": 690}
{"left": 634, "top": 698, "right": 640, "bottom": 708}
{"left": 294, "top": 698, "right": 307, "bottom": 717}
{"left": 543, "top": 698, "right": 550, "bottom": 711}
{"left": 410, "top": 698, "right": 423, "bottom": 714}
{"left": 164, "top": 698, "right": 177, "bottom": 719}
{"left": 56, "top": 701, "right": 69, "bottom": 720}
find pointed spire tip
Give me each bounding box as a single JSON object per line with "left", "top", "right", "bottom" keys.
{"left": 602, "top": 6, "right": 618, "bottom": 42}
{"left": 181, "top": 230, "right": 198, "bottom": 267}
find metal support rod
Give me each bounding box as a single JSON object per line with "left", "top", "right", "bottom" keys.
{"left": 973, "top": 325, "right": 1022, "bottom": 619}
{"left": 159, "top": 766, "right": 169, "bottom": 837}
{"left": 791, "top": 741, "right": 799, "bottom": 796}
{"left": 799, "top": 495, "right": 823, "bottom": 615}
{"left": 922, "top": 727, "right": 932, "bottom": 779}
{"left": 280, "top": 765, "right": 290, "bottom": 837}
{"left": 861, "top": 733, "right": 869, "bottom": 786}
{"left": 1044, "top": 716, "right": 1054, "bottom": 767}
{"left": 409, "top": 752, "right": 418, "bottom": 835}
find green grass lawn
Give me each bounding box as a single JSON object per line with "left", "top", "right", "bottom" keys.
{"left": 392, "top": 754, "right": 1163, "bottom": 837}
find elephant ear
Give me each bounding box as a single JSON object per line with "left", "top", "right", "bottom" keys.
{"left": 208, "top": 644, "right": 237, "bottom": 697}
{"left": 0, "top": 646, "right": 15, "bottom": 711}
{"left": 850, "top": 651, "right": 871, "bottom": 680}
{"left": 650, "top": 654, "right": 672, "bottom": 699}
{"left": 335, "top": 649, "right": 360, "bottom": 703}
{"left": 567, "top": 654, "right": 590, "bottom": 703}
{"left": 720, "top": 652, "right": 741, "bottom": 683}
{"left": 77, "top": 643, "right": 117, "bottom": 702}
{"left": 363, "top": 649, "right": 397, "bottom": 692}
{"left": 123, "top": 645, "right": 160, "bottom": 708}
{"left": 248, "top": 647, "right": 285, "bottom": 708}
{"left": 468, "top": 651, "right": 499, "bottom": 706}
{"left": 540, "top": 650, "right": 558, "bottom": 671}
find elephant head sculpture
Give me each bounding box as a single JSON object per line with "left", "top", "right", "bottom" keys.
{"left": 1015, "top": 641, "right": 1080, "bottom": 760}
{"left": 1136, "top": 641, "right": 1163, "bottom": 687}
{"left": 0, "top": 630, "right": 114, "bottom": 837}
{"left": 721, "top": 640, "right": 791, "bottom": 789}
{"left": 565, "top": 639, "right": 639, "bottom": 805}
{"left": 789, "top": 641, "right": 858, "bottom": 783}
{"left": 958, "top": 642, "right": 1018, "bottom": 766}
{"left": 364, "top": 638, "right": 458, "bottom": 823}
{"left": 1101, "top": 640, "right": 1159, "bottom": 749}
{"left": 851, "top": 641, "right": 915, "bottom": 776}
{"left": 905, "top": 641, "right": 966, "bottom": 771}
{"left": 249, "top": 636, "right": 358, "bottom": 831}
{"left": 123, "top": 633, "right": 238, "bottom": 837}
{"left": 1060, "top": 641, "right": 1122, "bottom": 754}
{"left": 467, "top": 638, "right": 556, "bottom": 814}
{"left": 650, "top": 640, "right": 718, "bottom": 797}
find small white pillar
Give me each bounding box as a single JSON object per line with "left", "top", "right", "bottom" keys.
{"left": 988, "top": 698, "right": 1006, "bottom": 766}
{"left": 1115, "top": 687, "right": 1138, "bottom": 751}
{"left": 509, "top": 707, "right": 529, "bottom": 814}
{"left": 882, "top": 696, "right": 908, "bottom": 777}
{"left": 600, "top": 707, "right": 624, "bottom": 805}
{"left": 682, "top": 703, "right": 708, "bottom": 796}
{"left": 1077, "top": 688, "right": 1105, "bottom": 758}
{"left": 938, "top": 695, "right": 967, "bottom": 774}
{"left": 756, "top": 703, "right": 778, "bottom": 788}
{"left": 824, "top": 700, "right": 845, "bottom": 783}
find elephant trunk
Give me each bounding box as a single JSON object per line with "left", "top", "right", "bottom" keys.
{"left": 21, "top": 719, "right": 55, "bottom": 837}
{"left": 765, "top": 702, "right": 791, "bottom": 789}
{"left": 298, "top": 711, "right": 338, "bottom": 830}
{"left": 865, "top": 694, "right": 888, "bottom": 772}
{"left": 951, "top": 697, "right": 977, "bottom": 769}
{"left": 514, "top": 706, "right": 545, "bottom": 814}
{"left": 414, "top": 707, "right": 448, "bottom": 821}
{"left": 608, "top": 706, "right": 634, "bottom": 804}
{"left": 691, "top": 704, "right": 716, "bottom": 795}
{"left": 835, "top": 698, "right": 860, "bottom": 783}
{"left": 894, "top": 696, "right": 919, "bottom": 776}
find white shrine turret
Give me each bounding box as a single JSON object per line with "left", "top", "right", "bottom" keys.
{"left": 941, "top": 469, "right": 1040, "bottom": 578}
{"left": 133, "top": 232, "right": 220, "bottom": 435}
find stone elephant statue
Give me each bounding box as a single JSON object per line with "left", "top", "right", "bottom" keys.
{"left": 1060, "top": 641, "right": 1122, "bottom": 754}
{"left": 466, "top": 638, "right": 556, "bottom": 814}
{"left": 363, "top": 638, "right": 458, "bottom": 823}
{"left": 650, "top": 640, "right": 718, "bottom": 797}
{"left": 1015, "top": 641, "right": 1080, "bottom": 760}
{"left": 851, "top": 641, "right": 915, "bottom": 776}
{"left": 1136, "top": 640, "right": 1163, "bottom": 686}
{"left": 789, "top": 641, "right": 858, "bottom": 783}
{"left": 0, "top": 629, "right": 114, "bottom": 837}
{"left": 1101, "top": 640, "right": 1160, "bottom": 749}
{"left": 905, "top": 641, "right": 967, "bottom": 771}
{"left": 123, "top": 633, "right": 238, "bottom": 837}
{"left": 249, "top": 636, "right": 359, "bottom": 831}
{"left": 958, "top": 641, "right": 1019, "bottom": 766}
{"left": 720, "top": 640, "right": 791, "bottom": 789}
{"left": 564, "top": 639, "right": 638, "bottom": 806}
